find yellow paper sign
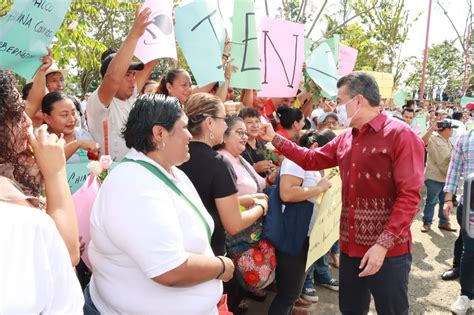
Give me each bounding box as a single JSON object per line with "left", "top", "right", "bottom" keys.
{"left": 365, "top": 71, "right": 394, "bottom": 99}
{"left": 306, "top": 168, "right": 342, "bottom": 270}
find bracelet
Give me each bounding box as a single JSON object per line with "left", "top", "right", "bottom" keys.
{"left": 215, "top": 256, "right": 226, "bottom": 279}
{"left": 444, "top": 200, "right": 453, "bottom": 203}
{"left": 255, "top": 203, "right": 265, "bottom": 217}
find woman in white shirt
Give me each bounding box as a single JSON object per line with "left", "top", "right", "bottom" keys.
{"left": 41, "top": 92, "right": 100, "bottom": 162}
{"left": 86, "top": 94, "right": 234, "bottom": 315}
{"left": 268, "top": 129, "right": 334, "bottom": 315}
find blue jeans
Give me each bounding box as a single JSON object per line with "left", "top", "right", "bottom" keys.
{"left": 303, "top": 252, "right": 333, "bottom": 290}
{"left": 461, "top": 207, "right": 474, "bottom": 299}
{"left": 83, "top": 285, "right": 100, "bottom": 315}
{"left": 422, "top": 179, "right": 447, "bottom": 225}
{"left": 331, "top": 240, "right": 340, "bottom": 254}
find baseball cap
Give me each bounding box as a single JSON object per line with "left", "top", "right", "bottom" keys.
{"left": 438, "top": 119, "right": 459, "bottom": 129}
{"left": 45, "top": 63, "right": 69, "bottom": 78}
{"left": 466, "top": 102, "right": 474, "bottom": 110}
{"left": 100, "top": 53, "right": 144, "bottom": 78}
{"left": 318, "top": 112, "right": 338, "bottom": 124}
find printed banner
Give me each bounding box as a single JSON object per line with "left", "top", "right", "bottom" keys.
{"left": 175, "top": 0, "right": 225, "bottom": 86}
{"left": 0, "top": 0, "right": 72, "bottom": 79}
{"left": 306, "top": 42, "right": 339, "bottom": 98}
{"left": 366, "top": 71, "right": 394, "bottom": 99}
{"left": 134, "top": 0, "right": 177, "bottom": 63}
{"left": 338, "top": 44, "right": 358, "bottom": 76}
{"left": 229, "top": 0, "right": 261, "bottom": 90}
{"left": 257, "top": 18, "right": 305, "bottom": 97}
{"left": 306, "top": 168, "right": 342, "bottom": 271}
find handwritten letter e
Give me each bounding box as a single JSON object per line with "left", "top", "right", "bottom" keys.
{"left": 258, "top": 18, "right": 304, "bottom": 98}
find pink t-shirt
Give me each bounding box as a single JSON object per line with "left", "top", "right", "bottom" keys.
{"left": 219, "top": 149, "right": 266, "bottom": 196}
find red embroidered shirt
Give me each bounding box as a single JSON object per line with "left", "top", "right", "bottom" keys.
{"left": 272, "top": 112, "right": 424, "bottom": 257}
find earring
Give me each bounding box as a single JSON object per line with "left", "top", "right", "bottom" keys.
{"left": 209, "top": 131, "right": 215, "bottom": 140}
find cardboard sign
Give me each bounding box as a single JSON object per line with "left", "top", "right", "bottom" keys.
{"left": 0, "top": 0, "right": 72, "bottom": 79}
{"left": 134, "top": 0, "right": 177, "bottom": 63}
{"left": 366, "top": 71, "right": 394, "bottom": 99}
{"left": 257, "top": 18, "right": 305, "bottom": 97}
{"left": 306, "top": 168, "right": 342, "bottom": 270}
{"left": 175, "top": 0, "right": 225, "bottom": 86}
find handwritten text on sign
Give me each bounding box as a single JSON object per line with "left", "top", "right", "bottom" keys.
{"left": 306, "top": 168, "right": 342, "bottom": 271}
{"left": 0, "top": 0, "right": 72, "bottom": 79}
{"left": 175, "top": 1, "right": 225, "bottom": 86}
{"left": 257, "top": 18, "right": 305, "bottom": 98}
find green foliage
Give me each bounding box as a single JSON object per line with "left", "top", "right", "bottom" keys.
{"left": 406, "top": 40, "right": 464, "bottom": 100}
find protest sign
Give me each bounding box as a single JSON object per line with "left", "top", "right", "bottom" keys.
{"left": 0, "top": 0, "right": 72, "bottom": 79}
{"left": 134, "top": 0, "right": 176, "bottom": 63}
{"left": 306, "top": 168, "right": 342, "bottom": 270}
{"left": 323, "top": 35, "right": 340, "bottom": 66}
{"left": 393, "top": 89, "right": 409, "bottom": 107}
{"left": 66, "top": 161, "right": 117, "bottom": 193}
{"left": 366, "top": 71, "right": 394, "bottom": 99}
{"left": 258, "top": 18, "right": 304, "bottom": 97}
{"left": 412, "top": 112, "right": 428, "bottom": 136}
{"left": 175, "top": 0, "right": 225, "bottom": 86}
{"left": 338, "top": 44, "right": 358, "bottom": 76}
{"left": 230, "top": 0, "right": 261, "bottom": 90}
{"left": 306, "top": 42, "right": 339, "bottom": 98}
{"left": 461, "top": 96, "right": 474, "bottom": 107}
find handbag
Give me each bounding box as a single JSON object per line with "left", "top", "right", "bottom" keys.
{"left": 263, "top": 172, "right": 314, "bottom": 256}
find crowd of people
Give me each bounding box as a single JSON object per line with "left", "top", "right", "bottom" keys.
{"left": 1, "top": 5, "right": 474, "bottom": 315}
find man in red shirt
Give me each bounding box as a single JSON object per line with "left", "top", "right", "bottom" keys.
{"left": 261, "top": 72, "right": 424, "bottom": 315}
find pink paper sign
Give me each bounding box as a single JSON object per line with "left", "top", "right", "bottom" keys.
{"left": 338, "top": 44, "right": 358, "bottom": 76}
{"left": 134, "top": 0, "right": 177, "bottom": 63}
{"left": 257, "top": 18, "right": 305, "bottom": 98}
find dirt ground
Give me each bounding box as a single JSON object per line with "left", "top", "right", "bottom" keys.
{"left": 248, "top": 191, "right": 472, "bottom": 314}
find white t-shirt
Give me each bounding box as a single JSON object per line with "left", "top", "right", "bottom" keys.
{"left": 89, "top": 149, "right": 222, "bottom": 315}
{"left": 0, "top": 202, "right": 83, "bottom": 314}
{"left": 280, "top": 158, "right": 322, "bottom": 236}
{"left": 67, "top": 127, "right": 94, "bottom": 164}
{"left": 450, "top": 119, "right": 467, "bottom": 145}
{"left": 86, "top": 85, "right": 138, "bottom": 161}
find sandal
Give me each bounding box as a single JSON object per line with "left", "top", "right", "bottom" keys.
{"left": 245, "top": 289, "right": 267, "bottom": 302}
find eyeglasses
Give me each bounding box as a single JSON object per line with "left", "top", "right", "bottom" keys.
{"left": 235, "top": 129, "right": 249, "bottom": 137}
{"left": 212, "top": 115, "right": 227, "bottom": 121}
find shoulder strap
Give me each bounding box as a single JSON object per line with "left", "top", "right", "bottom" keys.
{"left": 122, "top": 158, "right": 212, "bottom": 242}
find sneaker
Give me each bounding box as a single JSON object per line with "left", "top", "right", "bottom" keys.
{"left": 301, "top": 287, "right": 319, "bottom": 303}
{"left": 316, "top": 278, "right": 339, "bottom": 291}
{"left": 450, "top": 295, "right": 472, "bottom": 314}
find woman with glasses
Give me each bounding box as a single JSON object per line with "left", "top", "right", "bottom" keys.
{"left": 179, "top": 93, "right": 268, "bottom": 313}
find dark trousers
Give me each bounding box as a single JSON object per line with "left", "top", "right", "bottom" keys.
{"left": 268, "top": 239, "right": 309, "bottom": 315}
{"left": 339, "top": 252, "right": 412, "bottom": 315}
{"left": 453, "top": 204, "right": 464, "bottom": 268}
{"left": 460, "top": 207, "right": 474, "bottom": 299}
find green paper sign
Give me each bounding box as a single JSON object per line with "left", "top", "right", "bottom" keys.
{"left": 229, "top": 0, "right": 261, "bottom": 90}
{"left": 0, "top": 0, "right": 72, "bottom": 80}
{"left": 323, "top": 35, "right": 340, "bottom": 67}
{"left": 304, "top": 38, "right": 314, "bottom": 59}
{"left": 175, "top": 0, "right": 225, "bottom": 86}
{"left": 461, "top": 96, "right": 474, "bottom": 107}
{"left": 413, "top": 112, "right": 428, "bottom": 135}
{"left": 66, "top": 162, "right": 118, "bottom": 193}
{"left": 393, "top": 90, "right": 409, "bottom": 108}
{"left": 306, "top": 42, "right": 339, "bottom": 98}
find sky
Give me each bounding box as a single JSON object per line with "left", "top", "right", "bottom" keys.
{"left": 219, "top": 0, "right": 469, "bottom": 59}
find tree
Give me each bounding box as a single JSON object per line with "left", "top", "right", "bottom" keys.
{"left": 406, "top": 40, "right": 464, "bottom": 100}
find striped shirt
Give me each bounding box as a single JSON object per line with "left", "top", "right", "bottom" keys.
{"left": 444, "top": 129, "right": 474, "bottom": 200}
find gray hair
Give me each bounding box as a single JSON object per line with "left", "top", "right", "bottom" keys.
{"left": 337, "top": 71, "right": 381, "bottom": 107}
